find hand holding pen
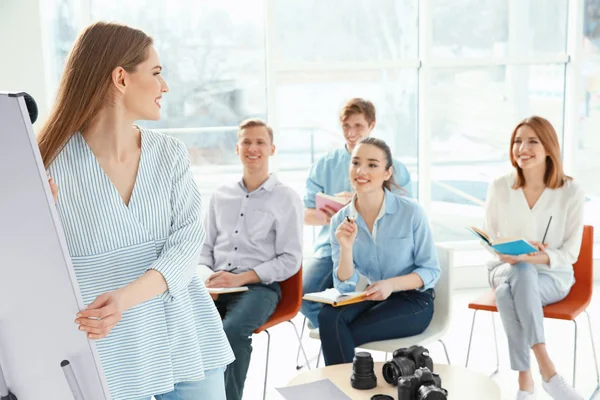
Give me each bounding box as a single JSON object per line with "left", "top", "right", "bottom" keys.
{"left": 528, "top": 216, "right": 553, "bottom": 255}
{"left": 335, "top": 215, "right": 358, "bottom": 249}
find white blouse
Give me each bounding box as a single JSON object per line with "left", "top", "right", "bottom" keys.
{"left": 483, "top": 172, "right": 585, "bottom": 292}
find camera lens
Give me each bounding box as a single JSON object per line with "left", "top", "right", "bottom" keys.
{"left": 351, "top": 352, "right": 377, "bottom": 390}
{"left": 382, "top": 357, "right": 416, "bottom": 385}
{"left": 418, "top": 384, "right": 448, "bottom": 400}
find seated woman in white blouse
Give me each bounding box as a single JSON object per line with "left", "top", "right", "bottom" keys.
{"left": 484, "top": 116, "right": 585, "bottom": 400}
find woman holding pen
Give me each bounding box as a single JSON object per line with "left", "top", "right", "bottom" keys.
{"left": 484, "top": 116, "right": 585, "bottom": 400}
{"left": 317, "top": 137, "right": 440, "bottom": 366}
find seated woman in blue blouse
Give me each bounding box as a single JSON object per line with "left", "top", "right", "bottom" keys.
{"left": 318, "top": 137, "right": 441, "bottom": 366}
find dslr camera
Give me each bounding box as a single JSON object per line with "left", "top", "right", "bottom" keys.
{"left": 382, "top": 345, "right": 434, "bottom": 385}
{"left": 397, "top": 367, "right": 447, "bottom": 400}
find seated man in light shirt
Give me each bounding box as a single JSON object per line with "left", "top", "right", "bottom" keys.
{"left": 199, "top": 118, "right": 303, "bottom": 400}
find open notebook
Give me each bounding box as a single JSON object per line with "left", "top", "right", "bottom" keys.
{"left": 467, "top": 226, "right": 538, "bottom": 256}
{"left": 303, "top": 288, "right": 368, "bottom": 307}
{"left": 196, "top": 265, "right": 249, "bottom": 294}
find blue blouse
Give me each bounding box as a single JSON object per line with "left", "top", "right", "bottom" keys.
{"left": 330, "top": 190, "right": 440, "bottom": 293}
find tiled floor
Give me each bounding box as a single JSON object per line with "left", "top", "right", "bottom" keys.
{"left": 241, "top": 286, "right": 600, "bottom": 400}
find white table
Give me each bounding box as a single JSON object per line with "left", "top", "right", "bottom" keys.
{"left": 287, "top": 362, "right": 501, "bottom": 399}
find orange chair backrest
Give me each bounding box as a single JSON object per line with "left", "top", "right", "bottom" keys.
{"left": 570, "top": 225, "right": 594, "bottom": 304}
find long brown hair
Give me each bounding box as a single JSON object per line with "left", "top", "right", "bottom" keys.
{"left": 509, "top": 116, "right": 571, "bottom": 189}
{"left": 37, "top": 22, "right": 153, "bottom": 167}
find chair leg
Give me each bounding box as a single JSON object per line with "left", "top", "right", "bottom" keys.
{"left": 288, "top": 320, "right": 311, "bottom": 371}
{"left": 262, "top": 330, "right": 271, "bottom": 400}
{"left": 491, "top": 313, "right": 499, "bottom": 377}
{"left": 585, "top": 311, "right": 600, "bottom": 399}
{"left": 295, "top": 317, "right": 307, "bottom": 369}
{"left": 384, "top": 352, "right": 389, "bottom": 361}
{"left": 316, "top": 345, "right": 322, "bottom": 368}
{"left": 438, "top": 339, "right": 451, "bottom": 364}
{"left": 465, "top": 309, "right": 478, "bottom": 368}
{"left": 573, "top": 319, "right": 578, "bottom": 388}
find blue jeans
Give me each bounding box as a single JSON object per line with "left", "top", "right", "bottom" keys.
{"left": 214, "top": 283, "right": 281, "bottom": 400}
{"left": 139, "top": 367, "right": 226, "bottom": 400}
{"left": 300, "top": 256, "right": 334, "bottom": 329}
{"left": 491, "top": 262, "right": 569, "bottom": 371}
{"left": 318, "top": 289, "right": 435, "bottom": 365}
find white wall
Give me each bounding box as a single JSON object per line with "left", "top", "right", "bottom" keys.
{"left": 0, "top": 0, "right": 50, "bottom": 126}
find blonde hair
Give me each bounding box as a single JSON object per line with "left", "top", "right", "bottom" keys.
{"left": 509, "top": 116, "right": 571, "bottom": 189}
{"left": 237, "top": 118, "right": 274, "bottom": 143}
{"left": 38, "top": 22, "right": 153, "bottom": 167}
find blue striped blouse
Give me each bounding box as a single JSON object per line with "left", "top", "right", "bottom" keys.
{"left": 49, "top": 129, "right": 234, "bottom": 400}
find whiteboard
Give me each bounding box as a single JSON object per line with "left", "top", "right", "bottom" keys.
{"left": 0, "top": 93, "right": 111, "bottom": 399}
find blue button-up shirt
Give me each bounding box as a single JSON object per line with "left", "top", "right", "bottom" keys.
{"left": 330, "top": 189, "right": 440, "bottom": 293}
{"left": 304, "top": 146, "right": 412, "bottom": 258}
{"left": 199, "top": 174, "right": 303, "bottom": 284}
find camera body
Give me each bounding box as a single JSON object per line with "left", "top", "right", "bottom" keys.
{"left": 397, "top": 367, "right": 448, "bottom": 400}
{"left": 382, "top": 345, "right": 434, "bottom": 385}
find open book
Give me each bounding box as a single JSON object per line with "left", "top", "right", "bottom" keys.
{"left": 302, "top": 288, "right": 368, "bottom": 307}
{"left": 467, "top": 226, "right": 538, "bottom": 256}
{"left": 316, "top": 192, "right": 350, "bottom": 214}
{"left": 196, "top": 264, "right": 249, "bottom": 294}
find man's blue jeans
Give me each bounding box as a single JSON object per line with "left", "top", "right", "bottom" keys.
{"left": 214, "top": 283, "right": 281, "bottom": 400}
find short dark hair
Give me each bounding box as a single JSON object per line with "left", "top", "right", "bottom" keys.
{"left": 238, "top": 118, "right": 274, "bottom": 143}
{"left": 357, "top": 137, "right": 401, "bottom": 192}
{"left": 340, "top": 98, "right": 376, "bottom": 126}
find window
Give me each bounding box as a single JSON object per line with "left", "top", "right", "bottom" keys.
{"left": 430, "top": 65, "right": 566, "bottom": 241}
{"left": 43, "top": 0, "right": 588, "bottom": 247}
{"left": 428, "top": 0, "right": 568, "bottom": 242}
{"left": 576, "top": 0, "right": 600, "bottom": 239}
{"left": 44, "top": 0, "right": 267, "bottom": 202}
{"left": 432, "top": 0, "right": 567, "bottom": 59}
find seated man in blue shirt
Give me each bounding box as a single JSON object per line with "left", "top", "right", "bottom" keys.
{"left": 320, "top": 137, "right": 440, "bottom": 365}
{"left": 301, "top": 98, "right": 413, "bottom": 329}
{"left": 199, "top": 118, "right": 303, "bottom": 400}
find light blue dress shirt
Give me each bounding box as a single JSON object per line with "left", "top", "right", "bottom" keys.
{"left": 330, "top": 189, "right": 440, "bottom": 293}
{"left": 304, "top": 145, "right": 412, "bottom": 258}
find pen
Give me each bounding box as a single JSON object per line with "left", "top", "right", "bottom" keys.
{"left": 541, "top": 216, "right": 552, "bottom": 244}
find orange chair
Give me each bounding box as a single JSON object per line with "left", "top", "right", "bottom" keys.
{"left": 465, "top": 226, "right": 599, "bottom": 396}
{"left": 253, "top": 266, "right": 310, "bottom": 400}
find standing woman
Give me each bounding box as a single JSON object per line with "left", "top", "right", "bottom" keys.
{"left": 39, "top": 22, "right": 233, "bottom": 400}
{"left": 318, "top": 137, "right": 440, "bottom": 366}
{"left": 485, "top": 116, "right": 584, "bottom": 400}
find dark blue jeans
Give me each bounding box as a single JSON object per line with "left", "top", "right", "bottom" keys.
{"left": 318, "top": 289, "right": 435, "bottom": 366}
{"left": 214, "top": 283, "right": 281, "bottom": 400}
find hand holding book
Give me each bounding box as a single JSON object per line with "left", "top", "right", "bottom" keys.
{"left": 316, "top": 192, "right": 351, "bottom": 215}
{"left": 467, "top": 226, "right": 538, "bottom": 256}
